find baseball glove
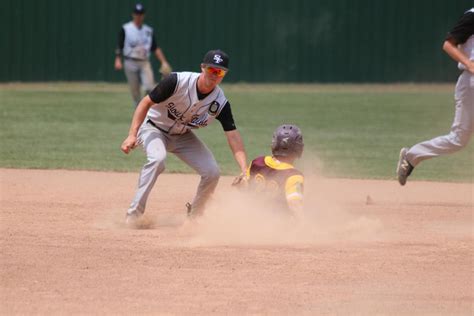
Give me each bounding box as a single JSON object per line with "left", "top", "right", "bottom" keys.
{"left": 159, "top": 62, "right": 173, "bottom": 76}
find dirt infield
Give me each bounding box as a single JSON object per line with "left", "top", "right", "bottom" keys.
{"left": 0, "top": 168, "right": 472, "bottom": 315}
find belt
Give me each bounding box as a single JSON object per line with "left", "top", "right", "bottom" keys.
{"left": 147, "top": 119, "right": 169, "bottom": 133}
{"left": 124, "top": 56, "right": 147, "bottom": 62}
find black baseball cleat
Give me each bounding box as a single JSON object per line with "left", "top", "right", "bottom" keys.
{"left": 396, "top": 147, "right": 414, "bottom": 186}
{"left": 125, "top": 209, "right": 142, "bottom": 226}
{"left": 185, "top": 202, "right": 193, "bottom": 216}
{"left": 186, "top": 202, "right": 205, "bottom": 219}
{"left": 125, "top": 213, "right": 138, "bottom": 226}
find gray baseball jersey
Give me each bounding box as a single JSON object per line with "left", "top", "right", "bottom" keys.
{"left": 126, "top": 72, "right": 233, "bottom": 216}
{"left": 122, "top": 21, "right": 154, "bottom": 60}
{"left": 146, "top": 72, "right": 228, "bottom": 135}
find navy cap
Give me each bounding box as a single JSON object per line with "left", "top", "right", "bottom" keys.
{"left": 133, "top": 3, "right": 145, "bottom": 14}
{"left": 202, "top": 49, "right": 229, "bottom": 70}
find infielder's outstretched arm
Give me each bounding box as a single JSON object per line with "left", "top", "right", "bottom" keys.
{"left": 121, "top": 96, "right": 154, "bottom": 154}
{"left": 224, "top": 130, "right": 248, "bottom": 174}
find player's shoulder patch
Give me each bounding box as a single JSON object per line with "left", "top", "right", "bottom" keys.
{"left": 208, "top": 101, "right": 220, "bottom": 116}
{"left": 209, "top": 87, "right": 227, "bottom": 116}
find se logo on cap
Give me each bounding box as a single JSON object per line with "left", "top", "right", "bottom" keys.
{"left": 213, "top": 55, "right": 223, "bottom": 64}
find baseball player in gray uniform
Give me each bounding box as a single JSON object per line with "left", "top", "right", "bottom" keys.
{"left": 121, "top": 49, "right": 248, "bottom": 223}
{"left": 397, "top": 8, "right": 474, "bottom": 185}
{"left": 114, "top": 3, "right": 172, "bottom": 106}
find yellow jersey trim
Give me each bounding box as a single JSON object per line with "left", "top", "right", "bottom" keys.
{"left": 264, "top": 156, "right": 295, "bottom": 170}
{"left": 246, "top": 165, "right": 251, "bottom": 178}
{"left": 285, "top": 174, "right": 304, "bottom": 202}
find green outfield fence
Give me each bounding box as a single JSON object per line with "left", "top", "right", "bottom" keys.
{"left": 1, "top": 0, "right": 472, "bottom": 82}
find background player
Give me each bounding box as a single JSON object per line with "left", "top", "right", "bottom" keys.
{"left": 397, "top": 8, "right": 474, "bottom": 185}
{"left": 114, "top": 3, "right": 172, "bottom": 106}
{"left": 121, "top": 49, "right": 247, "bottom": 223}
{"left": 242, "top": 124, "right": 304, "bottom": 217}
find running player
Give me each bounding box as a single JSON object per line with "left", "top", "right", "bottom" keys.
{"left": 397, "top": 8, "right": 473, "bottom": 185}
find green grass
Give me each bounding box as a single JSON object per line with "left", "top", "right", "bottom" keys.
{"left": 1, "top": 83, "right": 472, "bottom": 182}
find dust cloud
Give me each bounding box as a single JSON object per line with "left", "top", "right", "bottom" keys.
{"left": 186, "top": 153, "right": 384, "bottom": 246}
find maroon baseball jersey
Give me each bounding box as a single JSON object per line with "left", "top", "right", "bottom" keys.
{"left": 247, "top": 156, "right": 304, "bottom": 211}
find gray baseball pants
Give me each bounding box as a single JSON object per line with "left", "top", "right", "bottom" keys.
{"left": 406, "top": 71, "right": 473, "bottom": 166}
{"left": 124, "top": 59, "right": 155, "bottom": 106}
{"left": 127, "top": 122, "right": 220, "bottom": 216}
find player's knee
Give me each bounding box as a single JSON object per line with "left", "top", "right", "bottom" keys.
{"left": 147, "top": 152, "right": 166, "bottom": 168}
{"left": 156, "top": 161, "right": 166, "bottom": 173}
{"left": 143, "top": 160, "right": 166, "bottom": 176}
{"left": 202, "top": 166, "right": 220, "bottom": 182}
{"left": 451, "top": 129, "right": 471, "bottom": 149}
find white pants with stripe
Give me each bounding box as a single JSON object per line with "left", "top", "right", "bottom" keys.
{"left": 407, "top": 71, "right": 473, "bottom": 166}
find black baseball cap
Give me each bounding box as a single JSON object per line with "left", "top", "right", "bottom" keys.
{"left": 202, "top": 49, "right": 229, "bottom": 70}
{"left": 133, "top": 3, "right": 145, "bottom": 14}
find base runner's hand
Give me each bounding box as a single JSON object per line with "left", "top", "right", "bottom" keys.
{"left": 121, "top": 135, "right": 138, "bottom": 154}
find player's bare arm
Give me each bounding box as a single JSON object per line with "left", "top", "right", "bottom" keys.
{"left": 114, "top": 27, "right": 125, "bottom": 71}
{"left": 121, "top": 95, "right": 153, "bottom": 154}
{"left": 224, "top": 129, "right": 248, "bottom": 174}
{"left": 155, "top": 48, "right": 172, "bottom": 74}
{"left": 114, "top": 56, "right": 123, "bottom": 70}
{"left": 442, "top": 38, "right": 474, "bottom": 73}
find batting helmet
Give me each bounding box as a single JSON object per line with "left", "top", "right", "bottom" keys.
{"left": 271, "top": 124, "right": 304, "bottom": 158}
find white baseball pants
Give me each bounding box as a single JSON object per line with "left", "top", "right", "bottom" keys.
{"left": 127, "top": 122, "right": 220, "bottom": 216}
{"left": 407, "top": 70, "right": 473, "bottom": 166}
